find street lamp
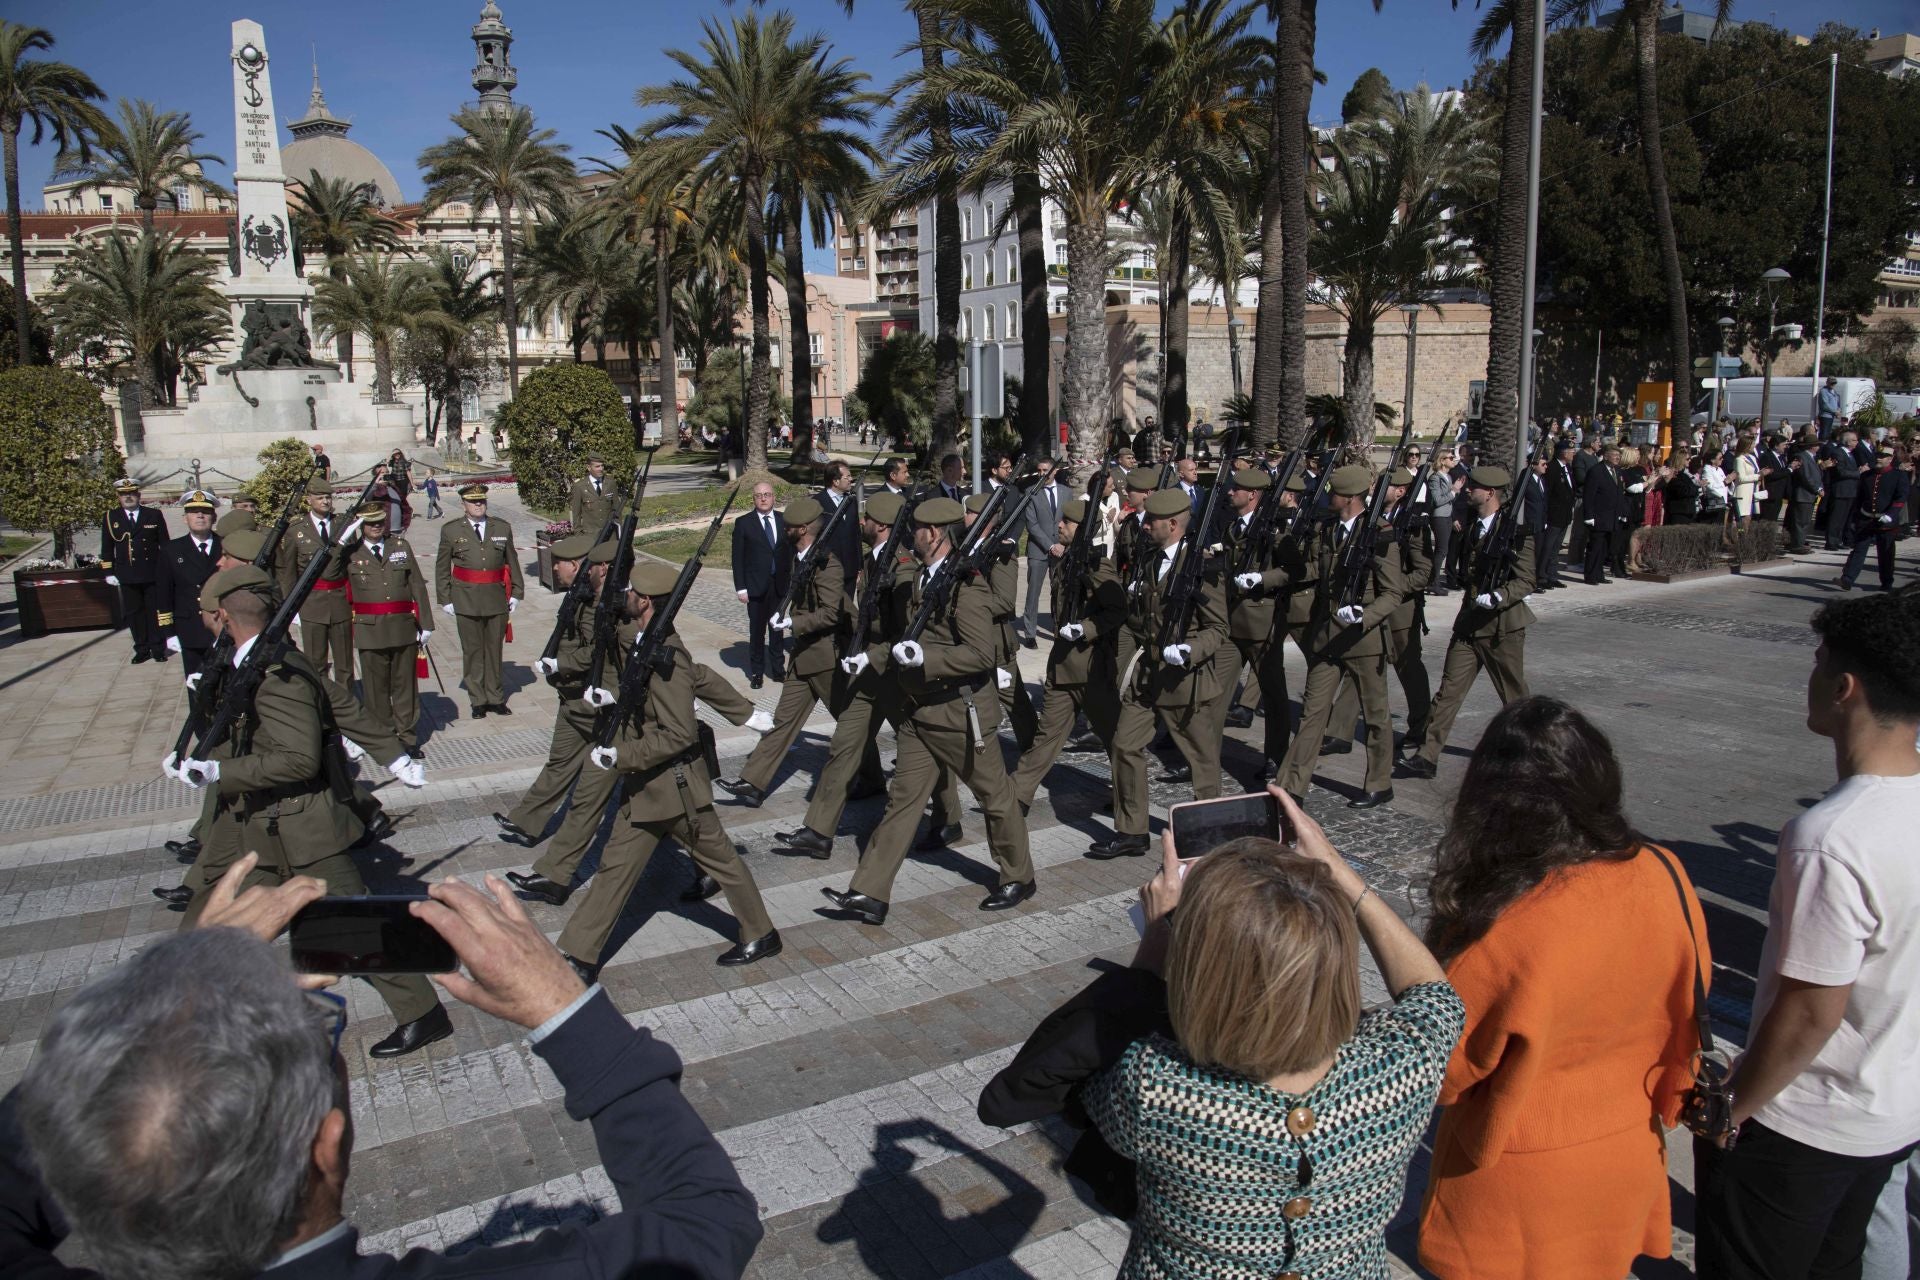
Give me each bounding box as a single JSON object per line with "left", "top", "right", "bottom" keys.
{"left": 1399, "top": 305, "right": 1421, "bottom": 443}
{"left": 1529, "top": 328, "right": 1545, "bottom": 449}
{"left": 1710, "top": 315, "right": 1735, "bottom": 432}
{"left": 1227, "top": 315, "right": 1246, "bottom": 402}
{"left": 1050, "top": 332, "right": 1067, "bottom": 459}
{"left": 1758, "top": 268, "right": 1791, "bottom": 439}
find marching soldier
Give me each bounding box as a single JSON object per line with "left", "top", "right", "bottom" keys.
{"left": 818, "top": 497, "right": 1035, "bottom": 925}
{"left": 1009, "top": 496, "right": 1125, "bottom": 808}
{"left": 1327, "top": 467, "right": 1434, "bottom": 759}
{"left": 155, "top": 490, "right": 222, "bottom": 675}
{"left": 100, "top": 478, "right": 169, "bottom": 665}
{"left": 436, "top": 482, "right": 524, "bottom": 718}
{"left": 1216, "top": 469, "right": 1292, "bottom": 770}
{"left": 495, "top": 533, "right": 600, "bottom": 848}
{"left": 215, "top": 507, "right": 256, "bottom": 538}
{"left": 1404, "top": 466, "right": 1536, "bottom": 778}
{"left": 962, "top": 492, "right": 1038, "bottom": 749}
{"left": 344, "top": 500, "right": 433, "bottom": 754}
{"left": 175, "top": 565, "right": 448, "bottom": 1058}
{"left": 1271, "top": 465, "right": 1408, "bottom": 809}
{"left": 230, "top": 492, "right": 260, "bottom": 521}
{"left": 275, "top": 475, "right": 353, "bottom": 681}
{"left": 1090, "top": 487, "right": 1231, "bottom": 860}
{"left": 556, "top": 561, "right": 781, "bottom": 975}
{"left": 568, "top": 452, "right": 616, "bottom": 533}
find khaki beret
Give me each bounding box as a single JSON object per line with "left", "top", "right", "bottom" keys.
{"left": 584, "top": 452, "right": 605, "bottom": 464}
{"left": 1329, "top": 465, "right": 1373, "bottom": 497}
{"left": 180, "top": 489, "right": 217, "bottom": 512}
{"left": 232, "top": 493, "right": 259, "bottom": 507}
{"left": 1468, "top": 465, "right": 1513, "bottom": 489}
{"left": 550, "top": 532, "right": 596, "bottom": 560}
{"left": 1061, "top": 498, "right": 1090, "bottom": 524}
{"left": 1230, "top": 468, "right": 1271, "bottom": 491}
{"left": 1283, "top": 473, "right": 1309, "bottom": 493}
{"left": 200, "top": 564, "right": 274, "bottom": 611}
{"left": 629, "top": 561, "right": 679, "bottom": 596}
{"left": 587, "top": 537, "right": 621, "bottom": 564}
{"left": 782, "top": 496, "right": 824, "bottom": 527}
{"left": 914, "top": 496, "right": 964, "bottom": 526}
{"left": 1144, "top": 489, "right": 1190, "bottom": 518}
{"left": 865, "top": 491, "right": 904, "bottom": 525}
{"left": 458, "top": 482, "right": 489, "bottom": 501}
{"left": 1125, "top": 467, "right": 1160, "bottom": 493}
{"left": 356, "top": 501, "right": 389, "bottom": 521}
{"left": 1388, "top": 467, "right": 1416, "bottom": 486}
{"left": 304, "top": 476, "right": 333, "bottom": 496}
{"left": 214, "top": 510, "right": 257, "bottom": 537}
{"left": 220, "top": 529, "right": 266, "bottom": 562}
{"left": 963, "top": 492, "right": 993, "bottom": 514}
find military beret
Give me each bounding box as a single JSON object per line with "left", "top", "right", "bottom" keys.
{"left": 629, "top": 561, "right": 679, "bottom": 595}
{"left": 220, "top": 529, "right": 266, "bottom": 562}
{"left": 1388, "top": 467, "right": 1416, "bottom": 486}
{"left": 304, "top": 476, "right": 333, "bottom": 496}
{"left": 1230, "top": 468, "right": 1271, "bottom": 491}
{"left": 587, "top": 537, "right": 622, "bottom": 564}
{"left": 1468, "top": 465, "right": 1513, "bottom": 489}
{"left": 180, "top": 489, "right": 217, "bottom": 512}
{"left": 914, "top": 496, "right": 964, "bottom": 526}
{"left": 963, "top": 492, "right": 993, "bottom": 514}
{"left": 356, "top": 500, "right": 389, "bottom": 521}
{"left": 214, "top": 510, "right": 257, "bottom": 537}
{"left": 1144, "top": 489, "right": 1190, "bottom": 518}
{"left": 584, "top": 452, "right": 605, "bottom": 464}
{"left": 1328, "top": 465, "right": 1373, "bottom": 497}
{"left": 200, "top": 564, "right": 274, "bottom": 611}
{"left": 1283, "top": 473, "right": 1308, "bottom": 493}
{"left": 550, "top": 532, "right": 596, "bottom": 560}
{"left": 1061, "top": 498, "right": 1090, "bottom": 524}
{"left": 458, "top": 482, "right": 489, "bottom": 501}
{"left": 232, "top": 493, "right": 259, "bottom": 506}
{"left": 865, "top": 491, "right": 904, "bottom": 525}
{"left": 782, "top": 496, "right": 824, "bottom": 527}
{"left": 1125, "top": 467, "right": 1160, "bottom": 493}
{"left": 113, "top": 477, "right": 140, "bottom": 494}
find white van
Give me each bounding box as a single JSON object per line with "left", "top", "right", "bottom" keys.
{"left": 1692, "top": 376, "right": 1876, "bottom": 427}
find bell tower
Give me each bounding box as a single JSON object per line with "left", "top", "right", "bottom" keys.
{"left": 470, "top": 2, "right": 517, "bottom": 115}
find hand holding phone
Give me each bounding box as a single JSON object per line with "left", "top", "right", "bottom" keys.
{"left": 290, "top": 896, "right": 457, "bottom": 976}
{"left": 1167, "top": 790, "right": 1287, "bottom": 857}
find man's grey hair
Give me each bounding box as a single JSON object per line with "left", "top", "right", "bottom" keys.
{"left": 18, "top": 929, "right": 338, "bottom": 1280}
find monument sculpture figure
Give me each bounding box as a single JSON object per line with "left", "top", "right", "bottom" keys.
{"left": 219, "top": 301, "right": 338, "bottom": 373}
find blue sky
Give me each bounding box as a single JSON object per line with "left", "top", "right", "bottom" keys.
{"left": 3, "top": 0, "right": 1909, "bottom": 272}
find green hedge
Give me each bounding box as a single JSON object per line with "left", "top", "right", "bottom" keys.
{"left": 498, "top": 365, "right": 636, "bottom": 514}
{"left": 1638, "top": 519, "right": 1782, "bottom": 576}
{"left": 0, "top": 367, "right": 123, "bottom": 559}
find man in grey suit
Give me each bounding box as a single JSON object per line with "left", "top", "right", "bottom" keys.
{"left": 1018, "top": 458, "right": 1066, "bottom": 648}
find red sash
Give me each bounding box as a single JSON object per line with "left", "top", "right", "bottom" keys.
{"left": 313, "top": 577, "right": 348, "bottom": 591}
{"left": 452, "top": 565, "right": 514, "bottom": 641}
{"left": 350, "top": 601, "right": 428, "bottom": 677}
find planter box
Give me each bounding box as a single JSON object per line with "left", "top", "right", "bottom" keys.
{"left": 1633, "top": 556, "right": 1793, "bottom": 584}
{"left": 534, "top": 528, "right": 558, "bottom": 593}
{"left": 14, "top": 567, "right": 123, "bottom": 638}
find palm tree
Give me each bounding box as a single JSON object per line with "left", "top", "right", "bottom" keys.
{"left": 57, "top": 98, "right": 229, "bottom": 230}
{"left": 44, "top": 229, "right": 226, "bottom": 406}
{"left": 0, "top": 22, "right": 106, "bottom": 366}
{"left": 1467, "top": 0, "right": 1536, "bottom": 471}
{"left": 407, "top": 245, "right": 500, "bottom": 444}
{"left": 1250, "top": 0, "right": 1315, "bottom": 449}
{"left": 289, "top": 169, "right": 401, "bottom": 378}
{"left": 517, "top": 211, "right": 634, "bottom": 364}
{"left": 417, "top": 105, "right": 577, "bottom": 394}
{"left": 309, "top": 252, "right": 448, "bottom": 404}
{"left": 675, "top": 265, "right": 741, "bottom": 385}
{"left": 852, "top": 331, "right": 937, "bottom": 449}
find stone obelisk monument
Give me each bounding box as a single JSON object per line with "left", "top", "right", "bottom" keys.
{"left": 224, "top": 20, "right": 316, "bottom": 336}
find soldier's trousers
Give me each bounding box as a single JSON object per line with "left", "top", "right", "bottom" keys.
{"left": 557, "top": 798, "right": 773, "bottom": 964}
{"left": 999, "top": 662, "right": 1038, "bottom": 749}
{"left": 455, "top": 612, "right": 507, "bottom": 707}
{"left": 300, "top": 618, "right": 353, "bottom": 682}
{"left": 1416, "top": 631, "right": 1531, "bottom": 766}
{"left": 740, "top": 667, "right": 839, "bottom": 792}
{"left": 358, "top": 645, "right": 420, "bottom": 750}
{"left": 1283, "top": 654, "right": 1394, "bottom": 797}
{"left": 1112, "top": 696, "right": 1221, "bottom": 838}
{"left": 1224, "top": 633, "right": 1290, "bottom": 761}
{"left": 1011, "top": 681, "right": 1117, "bottom": 807}
{"left": 1329, "top": 626, "right": 1430, "bottom": 751}
{"left": 803, "top": 686, "right": 948, "bottom": 838}
{"left": 533, "top": 749, "right": 622, "bottom": 885}
{"left": 508, "top": 702, "right": 599, "bottom": 838}
{"left": 183, "top": 843, "right": 437, "bottom": 1026}
{"left": 117, "top": 582, "right": 159, "bottom": 656}
{"left": 849, "top": 715, "right": 1033, "bottom": 903}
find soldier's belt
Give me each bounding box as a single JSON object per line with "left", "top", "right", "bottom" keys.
{"left": 237, "top": 777, "right": 326, "bottom": 812}
{"left": 914, "top": 674, "right": 990, "bottom": 707}
{"left": 313, "top": 577, "right": 348, "bottom": 592}
{"left": 451, "top": 566, "right": 510, "bottom": 585}
{"left": 352, "top": 600, "right": 416, "bottom": 616}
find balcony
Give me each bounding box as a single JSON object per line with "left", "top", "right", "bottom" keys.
{"left": 1883, "top": 256, "right": 1920, "bottom": 281}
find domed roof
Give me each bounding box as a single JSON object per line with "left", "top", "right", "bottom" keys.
{"left": 282, "top": 63, "right": 403, "bottom": 207}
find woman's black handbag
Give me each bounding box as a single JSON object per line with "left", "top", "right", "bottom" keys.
{"left": 1651, "top": 848, "right": 1739, "bottom": 1149}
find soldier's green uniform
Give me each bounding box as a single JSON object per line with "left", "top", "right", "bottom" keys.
{"left": 1275, "top": 468, "right": 1409, "bottom": 801}
{"left": 504, "top": 534, "right": 601, "bottom": 839}
{"left": 1329, "top": 476, "right": 1434, "bottom": 754}
{"left": 215, "top": 509, "right": 256, "bottom": 538}
{"left": 435, "top": 482, "right": 524, "bottom": 713}
{"left": 736, "top": 499, "right": 848, "bottom": 793}
{"left": 1216, "top": 469, "right": 1294, "bottom": 764}
{"left": 345, "top": 503, "right": 433, "bottom": 752}
{"left": 557, "top": 565, "right": 776, "bottom": 968}
{"left": 842, "top": 499, "right": 1034, "bottom": 906}
{"left": 1010, "top": 498, "right": 1125, "bottom": 807}
{"left": 1412, "top": 467, "right": 1536, "bottom": 771}
{"left": 1110, "top": 489, "right": 1233, "bottom": 841}
{"left": 567, "top": 458, "right": 617, "bottom": 534}
{"left": 274, "top": 475, "right": 352, "bottom": 680}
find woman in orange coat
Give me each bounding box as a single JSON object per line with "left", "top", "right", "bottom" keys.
{"left": 1418, "top": 696, "right": 1709, "bottom": 1280}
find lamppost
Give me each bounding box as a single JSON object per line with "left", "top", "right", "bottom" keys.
{"left": 1757, "top": 267, "right": 1791, "bottom": 441}
{"left": 1710, "top": 315, "right": 1735, "bottom": 433}
{"left": 1050, "top": 332, "right": 1067, "bottom": 459}
{"left": 1399, "top": 304, "right": 1421, "bottom": 442}
{"left": 1227, "top": 315, "right": 1245, "bottom": 402}
{"left": 1529, "top": 327, "right": 1544, "bottom": 451}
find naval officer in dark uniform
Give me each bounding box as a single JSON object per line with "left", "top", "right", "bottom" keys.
{"left": 100, "top": 477, "right": 170, "bottom": 664}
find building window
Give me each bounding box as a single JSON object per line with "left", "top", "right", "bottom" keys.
{"left": 962, "top": 206, "right": 974, "bottom": 240}
{"left": 99, "top": 193, "right": 114, "bottom": 211}
{"left": 983, "top": 306, "right": 995, "bottom": 340}
{"left": 170, "top": 184, "right": 190, "bottom": 211}
{"left": 962, "top": 307, "right": 973, "bottom": 340}
{"left": 1054, "top": 241, "right": 1067, "bottom": 265}
{"left": 1006, "top": 247, "right": 1018, "bottom": 282}
{"left": 985, "top": 200, "right": 995, "bottom": 234}
{"left": 984, "top": 252, "right": 994, "bottom": 287}
{"left": 451, "top": 249, "right": 471, "bottom": 273}
{"left": 809, "top": 332, "right": 824, "bottom": 359}
{"left": 1006, "top": 302, "right": 1019, "bottom": 338}
{"left": 962, "top": 253, "right": 973, "bottom": 289}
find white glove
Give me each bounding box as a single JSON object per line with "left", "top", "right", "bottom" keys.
{"left": 1335, "top": 605, "right": 1364, "bottom": 626}
{"left": 180, "top": 758, "right": 219, "bottom": 788}
{"left": 162, "top": 752, "right": 182, "bottom": 781}
{"left": 891, "top": 640, "right": 925, "bottom": 668}
{"left": 1627, "top": 483, "right": 1646, "bottom": 494}
{"left": 416, "top": 629, "right": 432, "bottom": 644}
{"left": 582, "top": 686, "right": 617, "bottom": 709}
{"left": 1161, "top": 643, "right": 1191, "bottom": 667}
{"left": 339, "top": 734, "right": 367, "bottom": 761}
{"left": 104, "top": 574, "right": 119, "bottom": 587}
{"left": 440, "top": 602, "right": 455, "bottom": 616}
{"left": 289, "top": 616, "right": 300, "bottom": 630}
{"left": 736, "top": 589, "right": 749, "bottom": 602}
{"left": 996, "top": 667, "right": 1012, "bottom": 689}
{"left": 535, "top": 655, "right": 559, "bottom": 677}
{"left": 507, "top": 596, "right": 518, "bottom": 614}
{"left": 389, "top": 754, "right": 426, "bottom": 788}
{"left": 745, "top": 709, "right": 775, "bottom": 733}
{"left": 1584, "top": 518, "right": 1595, "bottom": 526}
{"left": 184, "top": 672, "right": 202, "bottom": 692}
{"left": 1879, "top": 514, "right": 1893, "bottom": 526}
{"left": 840, "top": 652, "right": 870, "bottom": 677}
{"left": 1234, "top": 572, "right": 1263, "bottom": 590}
{"left": 166, "top": 636, "right": 181, "bottom": 653}
{"left": 770, "top": 612, "right": 793, "bottom": 633}
{"left": 1058, "top": 622, "right": 1085, "bottom": 642}
{"left": 338, "top": 516, "right": 365, "bottom": 543}
{"left": 590, "top": 746, "right": 618, "bottom": 771}
{"left": 1474, "top": 592, "right": 1501, "bottom": 609}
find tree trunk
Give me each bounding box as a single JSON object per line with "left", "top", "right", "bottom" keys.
{"left": 1015, "top": 173, "right": 1051, "bottom": 459}
{"left": 1342, "top": 317, "right": 1376, "bottom": 457}
{"left": 331, "top": 260, "right": 354, "bottom": 380}
{"left": 374, "top": 334, "right": 394, "bottom": 403}
{"left": 595, "top": 336, "right": 607, "bottom": 371}
{"left": 1634, "top": 3, "right": 1690, "bottom": 430}
{"left": 1480, "top": 0, "right": 1534, "bottom": 474}
{"left": 1250, "top": 37, "right": 1287, "bottom": 450}
{"left": 3, "top": 124, "right": 32, "bottom": 368}
{"left": 1276, "top": 0, "right": 1316, "bottom": 450}
{"left": 497, "top": 195, "right": 521, "bottom": 393}
{"left": 743, "top": 165, "right": 772, "bottom": 473}
{"left": 139, "top": 194, "right": 155, "bottom": 233}
{"left": 445, "top": 371, "right": 464, "bottom": 443}
{"left": 1064, "top": 218, "right": 1111, "bottom": 466}
{"left": 1164, "top": 200, "right": 1192, "bottom": 439}
{"left": 920, "top": 10, "right": 961, "bottom": 464}
{"left": 781, "top": 180, "right": 815, "bottom": 460}
{"left": 653, "top": 217, "right": 678, "bottom": 447}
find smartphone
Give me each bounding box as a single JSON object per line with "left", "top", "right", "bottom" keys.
{"left": 1167, "top": 791, "right": 1287, "bottom": 858}
{"left": 288, "top": 896, "right": 455, "bottom": 975}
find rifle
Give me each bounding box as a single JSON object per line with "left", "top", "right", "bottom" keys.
{"left": 1055, "top": 469, "right": 1111, "bottom": 627}
{"left": 582, "top": 462, "right": 655, "bottom": 695}
{"left": 1278, "top": 443, "right": 1341, "bottom": 557}
{"left": 898, "top": 466, "right": 1029, "bottom": 645}
{"left": 255, "top": 460, "right": 318, "bottom": 571}
{"left": 843, "top": 485, "right": 918, "bottom": 664}
{"left": 543, "top": 452, "right": 652, "bottom": 671}
{"left": 1332, "top": 411, "right": 1418, "bottom": 610}
{"left": 775, "top": 448, "right": 881, "bottom": 622}
{"left": 1469, "top": 472, "right": 1530, "bottom": 601}
{"left": 593, "top": 488, "right": 738, "bottom": 745}
{"left": 1157, "top": 425, "right": 1243, "bottom": 649}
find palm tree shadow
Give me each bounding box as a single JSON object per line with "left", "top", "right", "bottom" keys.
{"left": 815, "top": 1118, "right": 1046, "bottom": 1279}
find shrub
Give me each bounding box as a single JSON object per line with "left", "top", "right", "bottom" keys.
{"left": 1636, "top": 518, "right": 1783, "bottom": 576}
{"left": 240, "top": 438, "right": 321, "bottom": 514}
{"left": 0, "top": 367, "right": 124, "bottom": 559}
{"left": 497, "top": 365, "right": 636, "bottom": 513}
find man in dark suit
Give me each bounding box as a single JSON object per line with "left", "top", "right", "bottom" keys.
{"left": 1020, "top": 458, "right": 1066, "bottom": 647}
{"left": 814, "top": 458, "right": 862, "bottom": 587}
{"left": 1541, "top": 439, "right": 1577, "bottom": 589}
{"left": 1785, "top": 439, "right": 1824, "bottom": 553}
{"left": 935, "top": 453, "right": 968, "bottom": 503}
{"left": 1568, "top": 435, "right": 1601, "bottom": 563}
{"left": 1756, "top": 433, "right": 1791, "bottom": 525}
{"left": 1839, "top": 452, "right": 1909, "bottom": 592}
{"left": 1523, "top": 455, "right": 1552, "bottom": 584}
{"left": 99, "top": 478, "right": 171, "bottom": 664}
{"left": 155, "top": 490, "right": 222, "bottom": 676}
{"left": 1581, "top": 445, "right": 1626, "bottom": 585}
{"left": 731, "top": 480, "right": 792, "bottom": 688}
{"left": 1175, "top": 456, "right": 1202, "bottom": 517}
{"left": 1819, "top": 430, "right": 1863, "bottom": 550}
{"left": 883, "top": 456, "right": 912, "bottom": 496}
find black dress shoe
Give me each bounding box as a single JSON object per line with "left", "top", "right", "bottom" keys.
{"left": 493, "top": 812, "right": 536, "bottom": 845}
{"left": 165, "top": 836, "right": 202, "bottom": 859}
{"left": 715, "top": 778, "right": 766, "bottom": 807}
{"left": 1224, "top": 707, "right": 1255, "bottom": 729}
{"left": 153, "top": 650, "right": 170, "bottom": 663}
{"left": 1157, "top": 764, "right": 1192, "bottom": 784}
{"left": 565, "top": 954, "right": 602, "bottom": 985}
{"left": 717, "top": 929, "right": 782, "bottom": 966}
{"left": 749, "top": 675, "right": 764, "bottom": 690}
{"left": 1319, "top": 737, "right": 1352, "bottom": 756}
{"left": 470, "top": 704, "right": 488, "bottom": 719}
{"left": 1259, "top": 759, "right": 1282, "bottom": 783}
{"left": 819, "top": 886, "right": 888, "bottom": 925}
{"left": 1348, "top": 788, "right": 1393, "bottom": 810}
{"left": 1399, "top": 757, "right": 1437, "bottom": 779}
{"left": 980, "top": 880, "right": 1036, "bottom": 911}
{"left": 368, "top": 1004, "right": 453, "bottom": 1059}
{"left": 1064, "top": 733, "right": 1105, "bottom": 753}
{"left": 505, "top": 870, "right": 572, "bottom": 906}
{"left": 681, "top": 872, "right": 722, "bottom": 903}
{"left": 151, "top": 884, "right": 192, "bottom": 905}
{"left": 775, "top": 827, "right": 834, "bottom": 859}
{"left": 1087, "top": 834, "right": 1149, "bottom": 860}
{"left": 1022, "top": 633, "right": 1038, "bottom": 650}
{"left": 916, "top": 822, "right": 962, "bottom": 851}
{"left": 131, "top": 652, "right": 150, "bottom": 665}
{"left": 848, "top": 777, "right": 890, "bottom": 800}
{"left": 354, "top": 812, "right": 397, "bottom": 848}
{"left": 489, "top": 703, "right": 512, "bottom": 716}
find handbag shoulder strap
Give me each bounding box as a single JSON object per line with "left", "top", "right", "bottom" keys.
{"left": 1647, "top": 845, "right": 1715, "bottom": 1057}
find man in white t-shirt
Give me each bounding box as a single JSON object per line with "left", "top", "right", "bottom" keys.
{"left": 1696, "top": 589, "right": 1920, "bottom": 1279}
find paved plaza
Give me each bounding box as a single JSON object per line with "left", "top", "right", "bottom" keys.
{"left": 0, "top": 473, "right": 1911, "bottom": 1278}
